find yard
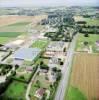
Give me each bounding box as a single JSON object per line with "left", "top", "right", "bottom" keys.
{"left": 4, "top": 81, "right": 27, "bottom": 99}
{"left": 15, "top": 67, "right": 32, "bottom": 82}
{"left": 65, "top": 53, "right": 99, "bottom": 100}
{"left": 31, "top": 39, "right": 49, "bottom": 50}
{"left": 76, "top": 34, "right": 99, "bottom": 53}
{"left": 29, "top": 74, "right": 50, "bottom": 99}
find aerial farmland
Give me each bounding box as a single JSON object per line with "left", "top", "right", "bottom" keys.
{"left": 0, "top": 5, "right": 99, "bottom": 100}
{"left": 66, "top": 53, "right": 99, "bottom": 100}
{"left": 0, "top": 15, "right": 47, "bottom": 44}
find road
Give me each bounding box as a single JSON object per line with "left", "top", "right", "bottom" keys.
{"left": 55, "top": 34, "right": 78, "bottom": 100}
{"left": 26, "top": 67, "right": 40, "bottom": 100}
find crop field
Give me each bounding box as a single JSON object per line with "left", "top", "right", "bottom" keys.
{"left": 0, "top": 32, "right": 25, "bottom": 37}
{"left": 66, "top": 53, "right": 99, "bottom": 100}
{"left": 76, "top": 34, "right": 99, "bottom": 53}
{"left": 0, "top": 15, "right": 47, "bottom": 27}
{"left": 74, "top": 16, "right": 99, "bottom": 26}
{"left": 0, "top": 15, "right": 47, "bottom": 32}
{"left": 0, "top": 37, "right": 12, "bottom": 44}
{"left": 0, "top": 23, "right": 29, "bottom": 32}
{"left": 0, "top": 15, "right": 47, "bottom": 44}
{"left": 4, "top": 81, "right": 27, "bottom": 99}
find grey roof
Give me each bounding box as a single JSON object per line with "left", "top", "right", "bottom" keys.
{"left": 13, "top": 48, "right": 41, "bottom": 61}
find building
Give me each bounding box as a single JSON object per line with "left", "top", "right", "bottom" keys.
{"left": 13, "top": 48, "right": 41, "bottom": 62}
{"left": 34, "top": 88, "right": 46, "bottom": 99}
{"left": 46, "top": 41, "right": 66, "bottom": 52}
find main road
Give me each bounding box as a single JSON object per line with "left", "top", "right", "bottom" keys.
{"left": 55, "top": 34, "right": 78, "bottom": 100}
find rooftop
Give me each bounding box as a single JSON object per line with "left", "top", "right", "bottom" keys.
{"left": 13, "top": 48, "right": 41, "bottom": 61}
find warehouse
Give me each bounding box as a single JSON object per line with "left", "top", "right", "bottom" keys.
{"left": 13, "top": 48, "right": 41, "bottom": 61}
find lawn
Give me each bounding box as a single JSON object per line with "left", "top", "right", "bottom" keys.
{"left": 31, "top": 40, "right": 49, "bottom": 50}
{"left": 4, "top": 81, "right": 27, "bottom": 99}
{"left": 14, "top": 67, "right": 32, "bottom": 82}
{"left": 0, "top": 32, "right": 25, "bottom": 37}
{"left": 66, "top": 86, "right": 87, "bottom": 100}
{"left": 0, "top": 37, "right": 12, "bottom": 44}
{"left": 76, "top": 34, "right": 99, "bottom": 53}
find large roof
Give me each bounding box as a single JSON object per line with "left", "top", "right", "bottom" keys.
{"left": 13, "top": 48, "right": 41, "bottom": 61}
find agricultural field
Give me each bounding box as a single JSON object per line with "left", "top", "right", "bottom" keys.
{"left": 31, "top": 39, "right": 49, "bottom": 50}
{"left": 0, "top": 15, "right": 47, "bottom": 44}
{"left": 0, "top": 15, "right": 47, "bottom": 27}
{"left": 65, "top": 53, "right": 99, "bottom": 100}
{"left": 0, "top": 37, "right": 11, "bottom": 44}
{"left": 4, "top": 81, "right": 27, "bottom": 99}
{"left": 0, "top": 32, "right": 25, "bottom": 37}
{"left": 74, "top": 16, "right": 99, "bottom": 26}
{"left": 0, "top": 23, "right": 29, "bottom": 32}
{"left": 76, "top": 34, "right": 99, "bottom": 53}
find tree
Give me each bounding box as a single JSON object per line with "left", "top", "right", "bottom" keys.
{"left": 15, "top": 64, "right": 19, "bottom": 69}
{"left": 40, "top": 61, "right": 44, "bottom": 65}
{"left": 83, "top": 41, "right": 88, "bottom": 46}
{"left": 52, "top": 67, "right": 57, "bottom": 72}
{"left": 56, "top": 72, "right": 62, "bottom": 81}
{"left": 60, "top": 61, "right": 64, "bottom": 65}
{"left": 63, "top": 47, "right": 66, "bottom": 52}
{"left": 36, "top": 80, "right": 40, "bottom": 88}
{"left": 84, "top": 33, "right": 89, "bottom": 37}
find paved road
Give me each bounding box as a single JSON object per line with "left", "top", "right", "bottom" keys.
{"left": 26, "top": 67, "right": 39, "bottom": 100}
{"left": 55, "top": 34, "right": 78, "bottom": 100}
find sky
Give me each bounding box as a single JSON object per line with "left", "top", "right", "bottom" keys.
{"left": 0, "top": 0, "right": 99, "bottom": 7}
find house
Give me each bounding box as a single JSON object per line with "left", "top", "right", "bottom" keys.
{"left": 34, "top": 88, "right": 46, "bottom": 99}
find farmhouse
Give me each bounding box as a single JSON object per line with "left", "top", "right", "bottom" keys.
{"left": 34, "top": 88, "right": 46, "bottom": 99}
{"left": 13, "top": 48, "right": 41, "bottom": 62}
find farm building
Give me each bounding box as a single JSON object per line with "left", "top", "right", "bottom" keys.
{"left": 34, "top": 88, "right": 46, "bottom": 99}
{"left": 13, "top": 48, "right": 41, "bottom": 61}
{"left": 46, "top": 41, "right": 66, "bottom": 52}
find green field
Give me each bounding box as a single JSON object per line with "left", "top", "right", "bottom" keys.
{"left": 0, "top": 21, "right": 30, "bottom": 32}
{"left": 74, "top": 16, "right": 99, "bottom": 26}
{"left": 0, "top": 32, "right": 25, "bottom": 37}
{"left": 0, "top": 37, "right": 11, "bottom": 44}
{"left": 4, "top": 81, "right": 27, "bottom": 99}
{"left": 76, "top": 34, "right": 99, "bottom": 53}
{"left": 65, "top": 86, "right": 87, "bottom": 100}
{"left": 31, "top": 40, "right": 49, "bottom": 50}
{"left": 84, "top": 18, "right": 99, "bottom": 26}
{"left": 8, "top": 22, "right": 30, "bottom": 26}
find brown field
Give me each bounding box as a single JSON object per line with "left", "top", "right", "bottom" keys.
{"left": 0, "top": 15, "right": 47, "bottom": 27}
{"left": 70, "top": 53, "right": 99, "bottom": 100}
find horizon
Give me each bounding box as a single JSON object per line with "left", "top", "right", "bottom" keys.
{"left": 0, "top": 0, "right": 99, "bottom": 7}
